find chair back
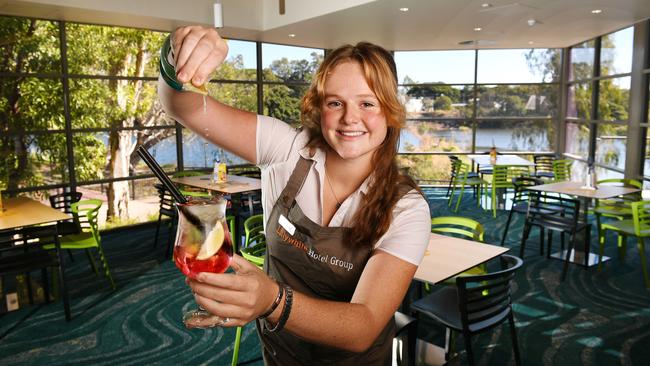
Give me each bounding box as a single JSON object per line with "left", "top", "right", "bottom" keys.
{"left": 155, "top": 183, "right": 176, "bottom": 217}
{"left": 71, "top": 199, "right": 102, "bottom": 241}
{"left": 49, "top": 191, "right": 82, "bottom": 214}
{"left": 173, "top": 170, "right": 207, "bottom": 177}
{"left": 0, "top": 225, "right": 62, "bottom": 274}
{"left": 241, "top": 214, "right": 266, "bottom": 268}
{"left": 533, "top": 155, "right": 555, "bottom": 177}
{"left": 552, "top": 159, "right": 572, "bottom": 182}
{"left": 632, "top": 201, "right": 650, "bottom": 237}
{"left": 492, "top": 166, "right": 530, "bottom": 188}
{"left": 455, "top": 254, "right": 523, "bottom": 335}
{"left": 527, "top": 191, "right": 580, "bottom": 232}
{"left": 511, "top": 177, "right": 544, "bottom": 204}
{"left": 228, "top": 164, "right": 261, "bottom": 179}
{"left": 431, "top": 216, "right": 484, "bottom": 242}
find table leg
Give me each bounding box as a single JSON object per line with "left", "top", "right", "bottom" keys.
{"left": 549, "top": 196, "right": 610, "bottom": 267}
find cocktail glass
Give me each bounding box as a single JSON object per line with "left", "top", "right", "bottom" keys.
{"left": 173, "top": 195, "right": 233, "bottom": 328}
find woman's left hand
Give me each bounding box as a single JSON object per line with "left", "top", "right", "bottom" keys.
{"left": 186, "top": 255, "right": 280, "bottom": 327}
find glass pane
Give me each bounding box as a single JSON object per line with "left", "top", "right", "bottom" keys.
{"left": 476, "top": 85, "right": 557, "bottom": 117}
{"left": 478, "top": 49, "right": 561, "bottom": 83}
{"left": 74, "top": 132, "right": 177, "bottom": 182}
{"left": 262, "top": 44, "right": 323, "bottom": 82}
{"left": 598, "top": 77, "right": 630, "bottom": 121}
{"left": 182, "top": 130, "right": 248, "bottom": 170}
{"left": 600, "top": 27, "right": 633, "bottom": 76}
{"left": 595, "top": 124, "right": 626, "bottom": 170}
{"left": 396, "top": 154, "right": 453, "bottom": 184}
{"left": 75, "top": 178, "right": 166, "bottom": 228}
{"left": 565, "top": 122, "right": 590, "bottom": 159}
{"left": 595, "top": 167, "right": 623, "bottom": 182}
{"left": 213, "top": 39, "right": 257, "bottom": 81}
{"left": 263, "top": 84, "right": 308, "bottom": 125}
{"left": 66, "top": 23, "right": 166, "bottom": 77}
{"left": 570, "top": 40, "right": 595, "bottom": 81}
{"left": 70, "top": 79, "right": 174, "bottom": 128}
{"left": 395, "top": 50, "right": 475, "bottom": 84}
{"left": 1, "top": 77, "right": 65, "bottom": 132}
{"left": 567, "top": 83, "right": 592, "bottom": 119}
{"left": 401, "top": 120, "right": 473, "bottom": 153}
{"left": 208, "top": 82, "right": 257, "bottom": 112}
{"left": 0, "top": 16, "right": 61, "bottom": 74}
{"left": 476, "top": 120, "right": 554, "bottom": 152}
{"left": 570, "top": 159, "right": 588, "bottom": 182}
{"left": 0, "top": 133, "right": 68, "bottom": 190}
{"left": 401, "top": 85, "right": 473, "bottom": 119}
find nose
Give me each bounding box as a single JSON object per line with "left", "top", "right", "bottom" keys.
{"left": 342, "top": 104, "right": 361, "bottom": 124}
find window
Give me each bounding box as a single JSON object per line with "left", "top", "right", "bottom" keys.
{"left": 478, "top": 49, "right": 561, "bottom": 83}
{"left": 395, "top": 50, "right": 475, "bottom": 84}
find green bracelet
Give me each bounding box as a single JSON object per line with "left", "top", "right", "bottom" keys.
{"left": 160, "top": 35, "right": 183, "bottom": 91}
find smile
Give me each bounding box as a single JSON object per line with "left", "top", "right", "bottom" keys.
{"left": 338, "top": 130, "right": 366, "bottom": 137}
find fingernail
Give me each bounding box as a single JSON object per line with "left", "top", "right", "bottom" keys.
{"left": 177, "top": 72, "right": 187, "bottom": 81}
{"left": 193, "top": 77, "right": 203, "bottom": 85}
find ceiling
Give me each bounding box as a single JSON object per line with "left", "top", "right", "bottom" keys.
{"left": 1, "top": 0, "right": 650, "bottom": 50}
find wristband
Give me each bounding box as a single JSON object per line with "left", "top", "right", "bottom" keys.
{"left": 266, "top": 284, "right": 293, "bottom": 333}
{"left": 258, "top": 282, "right": 284, "bottom": 319}
{"left": 160, "top": 35, "right": 183, "bottom": 91}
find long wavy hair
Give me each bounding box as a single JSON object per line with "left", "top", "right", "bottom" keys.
{"left": 301, "top": 42, "right": 420, "bottom": 248}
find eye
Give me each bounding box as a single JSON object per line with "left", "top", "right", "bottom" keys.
{"left": 361, "top": 102, "right": 376, "bottom": 108}
{"left": 327, "top": 101, "right": 342, "bottom": 108}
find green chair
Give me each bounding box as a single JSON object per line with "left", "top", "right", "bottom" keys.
{"left": 232, "top": 214, "right": 266, "bottom": 366}
{"left": 598, "top": 200, "right": 650, "bottom": 288}
{"left": 173, "top": 170, "right": 211, "bottom": 198}
{"left": 448, "top": 162, "right": 487, "bottom": 213}
{"left": 489, "top": 165, "right": 530, "bottom": 218}
{"left": 552, "top": 159, "right": 572, "bottom": 182}
{"left": 44, "top": 199, "right": 116, "bottom": 290}
{"left": 595, "top": 179, "right": 642, "bottom": 254}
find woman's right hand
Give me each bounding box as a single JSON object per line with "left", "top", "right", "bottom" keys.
{"left": 171, "top": 26, "right": 229, "bottom": 88}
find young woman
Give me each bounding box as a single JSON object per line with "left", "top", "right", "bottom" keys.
{"left": 159, "top": 26, "right": 431, "bottom": 365}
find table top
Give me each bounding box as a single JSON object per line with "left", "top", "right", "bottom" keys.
{"left": 171, "top": 174, "right": 261, "bottom": 195}
{"left": 0, "top": 197, "right": 71, "bottom": 231}
{"left": 527, "top": 181, "right": 641, "bottom": 199}
{"left": 468, "top": 154, "right": 534, "bottom": 167}
{"left": 413, "top": 233, "right": 509, "bottom": 284}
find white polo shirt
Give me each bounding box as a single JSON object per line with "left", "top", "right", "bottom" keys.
{"left": 255, "top": 115, "right": 431, "bottom": 265}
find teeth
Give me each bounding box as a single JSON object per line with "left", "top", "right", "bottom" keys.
{"left": 340, "top": 131, "right": 364, "bottom": 137}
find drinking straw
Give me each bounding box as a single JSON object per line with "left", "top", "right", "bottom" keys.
{"left": 136, "top": 146, "right": 187, "bottom": 204}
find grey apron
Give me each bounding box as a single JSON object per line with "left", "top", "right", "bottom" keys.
{"left": 256, "top": 156, "right": 409, "bottom": 365}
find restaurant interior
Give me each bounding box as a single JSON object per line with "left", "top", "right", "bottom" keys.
{"left": 1, "top": 0, "right": 650, "bottom": 365}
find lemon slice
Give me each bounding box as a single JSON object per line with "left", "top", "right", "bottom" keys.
{"left": 183, "top": 82, "right": 209, "bottom": 95}
{"left": 196, "top": 222, "right": 225, "bottom": 260}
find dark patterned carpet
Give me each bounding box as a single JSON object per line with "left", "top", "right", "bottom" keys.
{"left": 1, "top": 188, "right": 649, "bottom": 365}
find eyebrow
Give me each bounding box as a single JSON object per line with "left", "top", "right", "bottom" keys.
{"left": 324, "top": 93, "right": 378, "bottom": 99}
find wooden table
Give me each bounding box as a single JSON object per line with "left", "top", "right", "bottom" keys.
{"left": 171, "top": 174, "right": 262, "bottom": 251}
{"left": 0, "top": 197, "right": 70, "bottom": 231}
{"left": 527, "top": 181, "right": 641, "bottom": 267}
{"left": 414, "top": 233, "right": 509, "bottom": 284}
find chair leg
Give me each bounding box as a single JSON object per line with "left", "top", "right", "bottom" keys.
{"left": 54, "top": 242, "right": 71, "bottom": 321}
{"left": 500, "top": 209, "right": 516, "bottom": 246}
{"left": 508, "top": 312, "right": 522, "bottom": 366}
{"left": 598, "top": 227, "right": 607, "bottom": 271}
{"left": 519, "top": 222, "right": 532, "bottom": 259}
{"left": 448, "top": 183, "right": 457, "bottom": 207}
{"left": 443, "top": 327, "right": 452, "bottom": 361}
{"left": 637, "top": 238, "right": 649, "bottom": 289}
{"left": 231, "top": 326, "right": 242, "bottom": 366}
{"left": 454, "top": 185, "right": 465, "bottom": 212}
{"left": 463, "top": 331, "right": 475, "bottom": 366}
{"left": 42, "top": 268, "right": 50, "bottom": 303}
{"left": 153, "top": 213, "right": 162, "bottom": 248}
{"left": 619, "top": 235, "right": 628, "bottom": 263}
{"left": 561, "top": 233, "right": 575, "bottom": 281}
{"left": 85, "top": 248, "right": 99, "bottom": 275}
{"left": 546, "top": 230, "right": 553, "bottom": 258}
{"left": 97, "top": 245, "right": 116, "bottom": 290}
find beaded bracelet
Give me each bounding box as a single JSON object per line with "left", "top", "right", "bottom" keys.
{"left": 266, "top": 284, "right": 293, "bottom": 333}
{"left": 258, "top": 282, "right": 284, "bottom": 319}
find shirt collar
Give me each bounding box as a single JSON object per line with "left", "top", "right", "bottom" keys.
{"left": 298, "top": 145, "right": 371, "bottom": 196}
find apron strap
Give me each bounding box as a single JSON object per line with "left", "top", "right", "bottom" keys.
{"left": 279, "top": 157, "right": 314, "bottom": 209}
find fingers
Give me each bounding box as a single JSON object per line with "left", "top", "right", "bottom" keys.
{"left": 171, "top": 26, "right": 228, "bottom": 86}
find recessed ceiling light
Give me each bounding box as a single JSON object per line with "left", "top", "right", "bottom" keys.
{"left": 288, "top": 33, "right": 296, "bottom": 38}
{"left": 474, "top": 27, "right": 482, "bottom": 32}
{"left": 399, "top": 7, "right": 409, "bottom": 12}
{"left": 528, "top": 41, "right": 534, "bottom": 45}
{"left": 591, "top": 9, "right": 602, "bottom": 14}
{"left": 481, "top": 3, "right": 492, "bottom": 8}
